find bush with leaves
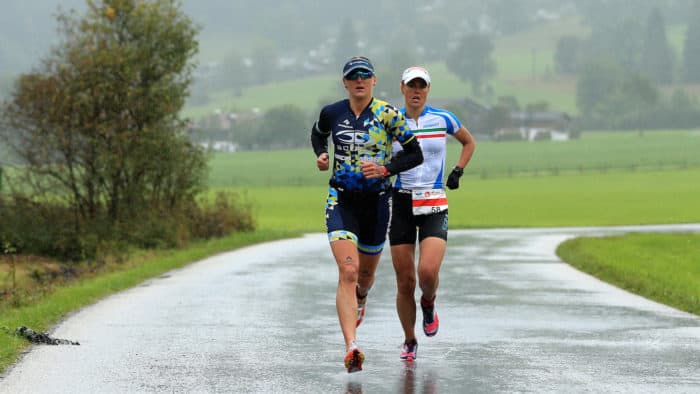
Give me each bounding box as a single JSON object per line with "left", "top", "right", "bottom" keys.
{"left": 0, "top": 1, "right": 251, "bottom": 261}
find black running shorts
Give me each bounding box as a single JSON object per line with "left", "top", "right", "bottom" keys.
{"left": 325, "top": 186, "right": 391, "bottom": 255}
{"left": 389, "top": 189, "right": 448, "bottom": 245}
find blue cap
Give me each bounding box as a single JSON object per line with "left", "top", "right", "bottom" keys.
{"left": 342, "top": 56, "right": 374, "bottom": 77}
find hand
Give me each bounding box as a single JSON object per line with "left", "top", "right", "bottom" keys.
{"left": 317, "top": 153, "right": 329, "bottom": 171}
{"left": 361, "top": 161, "right": 388, "bottom": 179}
{"left": 446, "top": 167, "right": 463, "bottom": 190}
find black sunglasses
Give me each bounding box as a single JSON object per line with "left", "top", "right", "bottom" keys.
{"left": 345, "top": 70, "right": 374, "bottom": 80}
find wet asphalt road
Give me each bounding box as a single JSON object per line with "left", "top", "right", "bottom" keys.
{"left": 1, "top": 225, "right": 699, "bottom": 393}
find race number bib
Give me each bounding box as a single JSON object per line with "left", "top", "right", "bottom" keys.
{"left": 411, "top": 189, "right": 448, "bottom": 215}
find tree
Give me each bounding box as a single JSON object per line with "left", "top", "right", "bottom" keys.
{"left": 576, "top": 59, "right": 664, "bottom": 130}
{"left": 334, "top": 18, "right": 359, "bottom": 68}
{"left": 580, "top": 18, "right": 644, "bottom": 75}
{"left": 485, "top": 0, "right": 530, "bottom": 35}
{"left": 576, "top": 60, "right": 623, "bottom": 118}
{"left": 446, "top": 34, "right": 496, "bottom": 96}
{"left": 415, "top": 20, "right": 449, "bottom": 61}
{"left": 256, "top": 105, "right": 308, "bottom": 149}
{"left": 0, "top": 0, "right": 205, "bottom": 250}
{"left": 249, "top": 39, "right": 279, "bottom": 85}
{"left": 597, "top": 74, "right": 659, "bottom": 129}
{"left": 640, "top": 7, "right": 674, "bottom": 84}
{"left": 378, "top": 48, "right": 415, "bottom": 98}
{"left": 235, "top": 105, "right": 308, "bottom": 150}
{"left": 683, "top": 0, "right": 700, "bottom": 83}
{"left": 554, "top": 36, "right": 581, "bottom": 74}
{"left": 217, "top": 49, "right": 250, "bottom": 96}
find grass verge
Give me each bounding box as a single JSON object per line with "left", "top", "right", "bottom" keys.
{"left": 0, "top": 228, "right": 301, "bottom": 373}
{"left": 556, "top": 232, "right": 700, "bottom": 315}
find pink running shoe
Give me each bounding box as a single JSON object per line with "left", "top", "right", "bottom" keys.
{"left": 421, "top": 298, "right": 439, "bottom": 337}
{"left": 400, "top": 339, "right": 418, "bottom": 361}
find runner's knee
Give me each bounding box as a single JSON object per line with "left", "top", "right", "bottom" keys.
{"left": 338, "top": 260, "right": 359, "bottom": 283}
{"left": 396, "top": 273, "right": 416, "bottom": 295}
{"left": 418, "top": 267, "right": 438, "bottom": 287}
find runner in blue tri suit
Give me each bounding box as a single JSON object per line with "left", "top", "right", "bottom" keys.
{"left": 311, "top": 56, "right": 423, "bottom": 373}
{"left": 389, "top": 66, "right": 476, "bottom": 362}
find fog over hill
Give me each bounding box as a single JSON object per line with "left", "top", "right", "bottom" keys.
{"left": 3, "top": 0, "right": 691, "bottom": 76}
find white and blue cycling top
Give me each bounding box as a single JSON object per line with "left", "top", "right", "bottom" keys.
{"left": 392, "top": 106, "right": 462, "bottom": 190}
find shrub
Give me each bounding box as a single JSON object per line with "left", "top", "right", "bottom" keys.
{"left": 188, "top": 191, "right": 255, "bottom": 239}
{"left": 0, "top": 190, "right": 255, "bottom": 263}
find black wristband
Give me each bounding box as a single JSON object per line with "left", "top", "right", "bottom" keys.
{"left": 452, "top": 166, "right": 464, "bottom": 176}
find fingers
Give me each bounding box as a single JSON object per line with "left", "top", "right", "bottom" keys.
{"left": 360, "top": 161, "right": 382, "bottom": 179}
{"left": 317, "top": 153, "right": 329, "bottom": 171}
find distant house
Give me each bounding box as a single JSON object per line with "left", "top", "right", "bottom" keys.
{"left": 395, "top": 96, "right": 573, "bottom": 141}
{"left": 199, "top": 140, "right": 238, "bottom": 153}
{"left": 506, "top": 111, "right": 572, "bottom": 141}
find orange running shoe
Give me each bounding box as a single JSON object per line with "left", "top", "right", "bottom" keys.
{"left": 344, "top": 347, "right": 365, "bottom": 373}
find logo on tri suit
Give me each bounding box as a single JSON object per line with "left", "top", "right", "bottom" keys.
{"left": 336, "top": 129, "right": 368, "bottom": 151}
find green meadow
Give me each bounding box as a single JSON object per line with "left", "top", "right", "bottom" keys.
{"left": 206, "top": 130, "right": 700, "bottom": 232}
{"left": 209, "top": 130, "right": 700, "bottom": 189}
{"left": 557, "top": 233, "right": 700, "bottom": 315}
{"left": 222, "top": 168, "right": 700, "bottom": 234}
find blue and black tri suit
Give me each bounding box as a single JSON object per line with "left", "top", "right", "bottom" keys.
{"left": 311, "top": 97, "right": 423, "bottom": 255}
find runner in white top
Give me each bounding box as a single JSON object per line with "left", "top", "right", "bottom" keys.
{"left": 389, "top": 66, "right": 476, "bottom": 362}
{"left": 393, "top": 104, "right": 462, "bottom": 190}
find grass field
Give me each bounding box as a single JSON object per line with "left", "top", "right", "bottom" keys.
{"left": 557, "top": 233, "right": 700, "bottom": 315}
{"left": 209, "top": 130, "right": 700, "bottom": 231}
{"left": 229, "top": 168, "right": 700, "bottom": 233}
{"left": 207, "top": 130, "right": 700, "bottom": 188}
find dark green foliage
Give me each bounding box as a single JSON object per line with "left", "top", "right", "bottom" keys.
{"left": 484, "top": 105, "right": 512, "bottom": 138}
{"left": 188, "top": 192, "right": 255, "bottom": 239}
{"left": 334, "top": 18, "right": 359, "bottom": 70}
{"left": 235, "top": 105, "right": 309, "bottom": 150}
{"left": 446, "top": 34, "right": 496, "bottom": 96}
{"left": 640, "top": 8, "right": 674, "bottom": 84}
{"left": 0, "top": 0, "right": 253, "bottom": 261}
{"left": 0, "top": 197, "right": 98, "bottom": 261}
{"left": 554, "top": 36, "right": 581, "bottom": 74}
{"left": 484, "top": 0, "right": 531, "bottom": 35}
{"left": 578, "top": 19, "right": 644, "bottom": 76}
{"left": 576, "top": 59, "right": 700, "bottom": 130}
{"left": 576, "top": 61, "right": 623, "bottom": 117}
{"left": 683, "top": 0, "right": 700, "bottom": 83}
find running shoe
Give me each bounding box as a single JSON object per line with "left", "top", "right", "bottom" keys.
{"left": 400, "top": 339, "right": 418, "bottom": 361}
{"left": 356, "top": 291, "right": 367, "bottom": 328}
{"left": 344, "top": 347, "right": 365, "bottom": 373}
{"left": 421, "top": 298, "right": 439, "bottom": 337}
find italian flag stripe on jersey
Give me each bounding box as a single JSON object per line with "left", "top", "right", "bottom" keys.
{"left": 413, "top": 127, "right": 446, "bottom": 139}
